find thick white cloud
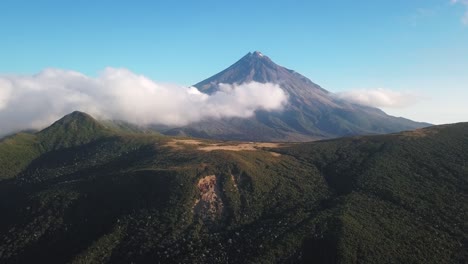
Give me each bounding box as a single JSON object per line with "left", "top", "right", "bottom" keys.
{"left": 0, "top": 79, "right": 12, "bottom": 110}
{"left": 0, "top": 68, "right": 288, "bottom": 136}
{"left": 336, "top": 88, "right": 421, "bottom": 108}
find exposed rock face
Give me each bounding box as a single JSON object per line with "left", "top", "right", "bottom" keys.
{"left": 193, "top": 175, "right": 225, "bottom": 225}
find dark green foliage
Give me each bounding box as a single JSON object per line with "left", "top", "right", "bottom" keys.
{"left": 0, "top": 112, "right": 466, "bottom": 263}
{"left": 0, "top": 133, "right": 41, "bottom": 180}
{"left": 279, "top": 124, "right": 468, "bottom": 263}
{"left": 37, "top": 111, "right": 112, "bottom": 151}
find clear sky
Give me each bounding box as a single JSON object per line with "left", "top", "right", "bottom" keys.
{"left": 0, "top": 0, "right": 467, "bottom": 124}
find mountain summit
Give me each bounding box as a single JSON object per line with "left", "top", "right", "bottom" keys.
{"left": 195, "top": 51, "right": 327, "bottom": 96}
{"left": 165, "top": 52, "right": 430, "bottom": 141}
{"left": 38, "top": 111, "right": 110, "bottom": 150}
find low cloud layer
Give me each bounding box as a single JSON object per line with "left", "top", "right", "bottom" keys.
{"left": 452, "top": 0, "right": 468, "bottom": 25}
{"left": 336, "top": 88, "right": 421, "bottom": 108}
{"left": 0, "top": 68, "right": 287, "bottom": 136}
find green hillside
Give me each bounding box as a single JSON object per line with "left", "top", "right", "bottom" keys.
{"left": 0, "top": 112, "right": 466, "bottom": 263}
{"left": 0, "top": 133, "right": 41, "bottom": 180}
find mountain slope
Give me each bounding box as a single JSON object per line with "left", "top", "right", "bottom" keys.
{"left": 0, "top": 133, "right": 41, "bottom": 180}
{"left": 38, "top": 111, "right": 111, "bottom": 151}
{"left": 164, "top": 52, "right": 429, "bottom": 141}
{"left": 0, "top": 112, "right": 466, "bottom": 263}
{"left": 0, "top": 112, "right": 156, "bottom": 181}
{"left": 278, "top": 123, "right": 468, "bottom": 263}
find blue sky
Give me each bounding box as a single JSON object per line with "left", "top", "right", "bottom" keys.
{"left": 0, "top": 0, "right": 467, "bottom": 124}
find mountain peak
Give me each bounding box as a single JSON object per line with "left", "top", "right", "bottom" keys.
{"left": 50, "top": 111, "right": 100, "bottom": 128}
{"left": 194, "top": 51, "right": 327, "bottom": 96}
{"left": 65, "top": 111, "right": 94, "bottom": 120}
{"left": 240, "top": 51, "right": 272, "bottom": 64}
{"left": 251, "top": 51, "right": 265, "bottom": 58}
{"left": 38, "top": 111, "right": 109, "bottom": 150}
{"left": 253, "top": 50, "right": 263, "bottom": 56}
{"left": 195, "top": 51, "right": 298, "bottom": 93}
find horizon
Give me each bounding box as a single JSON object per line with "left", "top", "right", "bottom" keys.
{"left": 1, "top": 0, "right": 467, "bottom": 126}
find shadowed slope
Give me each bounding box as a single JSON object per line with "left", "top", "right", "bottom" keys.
{"left": 0, "top": 112, "right": 465, "bottom": 263}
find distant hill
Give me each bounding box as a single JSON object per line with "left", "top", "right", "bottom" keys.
{"left": 37, "top": 111, "right": 112, "bottom": 151}
{"left": 163, "top": 51, "right": 430, "bottom": 141}
{"left": 0, "top": 112, "right": 466, "bottom": 263}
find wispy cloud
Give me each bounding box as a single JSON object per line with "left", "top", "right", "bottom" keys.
{"left": 409, "top": 7, "right": 437, "bottom": 26}
{"left": 0, "top": 68, "right": 288, "bottom": 136}
{"left": 335, "top": 88, "right": 422, "bottom": 108}
{"left": 451, "top": 0, "right": 468, "bottom": 25}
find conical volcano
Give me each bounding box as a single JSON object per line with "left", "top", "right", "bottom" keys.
{"left": 165, "top": 52, "right": 429, "bottom": 141}
{"left": 195, "top": 51, "right": 328, "bottom": 98}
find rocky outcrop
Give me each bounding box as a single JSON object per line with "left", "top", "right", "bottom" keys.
{"left": 193, "top": 175, "right": 225, "bottom": 226}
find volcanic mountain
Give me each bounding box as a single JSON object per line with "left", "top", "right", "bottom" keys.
{"left": 163, "top": 51, "right": 429, "bottom": 141}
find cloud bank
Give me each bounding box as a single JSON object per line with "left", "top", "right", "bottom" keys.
{"left": 336, "top": 88, "right": 421, "bottom": 108}
{"left": 452, "top": 0, "right": 468, "bottom": 25}
{"left": 0, "top": 68, "right": 287, "bottom": 136}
